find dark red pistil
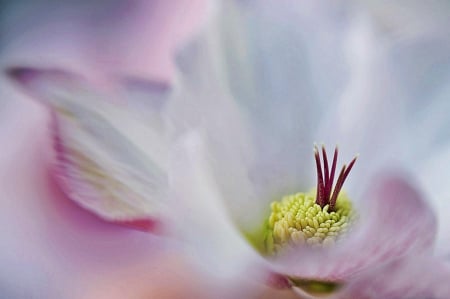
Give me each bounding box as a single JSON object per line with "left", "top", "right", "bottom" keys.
{"left": 314, "top": 145, "right": 357, "bottom": 212}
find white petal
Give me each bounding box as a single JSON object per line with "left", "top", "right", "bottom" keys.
{"left": 417, "top": 146, "right": 450, "bottom": 259}
{"left": 174, "top": 1, "right": 355, "bottom": 195}
{"left": 167, "top": 131, "right": 268, "bottom": 282}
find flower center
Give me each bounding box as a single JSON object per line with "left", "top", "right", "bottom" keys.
{"left": 264, "top": 145, "right": 358, "bottom": 255}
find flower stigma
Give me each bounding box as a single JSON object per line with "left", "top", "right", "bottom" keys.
{"left": 264, "top": 145, "right": 358, "bottom": 255}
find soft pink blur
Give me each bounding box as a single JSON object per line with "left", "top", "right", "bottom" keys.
{"left": 1, "top": 0, "right": 209, "bottom": 81}
{"left": 1, "top": 1, "right": 217, "bottom": 298}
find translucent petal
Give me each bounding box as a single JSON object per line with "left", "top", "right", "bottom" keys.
{"left": 173, "top": 0, "right": 426, "bottom": 204}
{"left": 174, "top": 1, "right": 354, "bottom": 196}
{"left": 7, "top": 67, "right": 169, "bottom": 223}
{"left": 167, "top": 131, "right": 268, "bottom": 282}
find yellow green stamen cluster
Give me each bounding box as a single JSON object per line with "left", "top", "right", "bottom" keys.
{"left": 265, "top": 191, "right": 355, "bottom": 254}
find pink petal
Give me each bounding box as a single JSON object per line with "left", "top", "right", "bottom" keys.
{"left": 271, "top": 172, "right": 437, "bottom": 281}
{"left": 1, "top": 1, "right": 209, "bottom": 81}
{"left": 0, "top": 100, "right": 168, "bottom": 298}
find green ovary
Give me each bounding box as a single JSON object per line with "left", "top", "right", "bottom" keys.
{"left": 264, "top": 191, "right": 356, "bottom": 255}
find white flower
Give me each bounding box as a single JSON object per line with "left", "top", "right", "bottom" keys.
{"left": 6, "top": 1, "right": 450, "bottom": 298}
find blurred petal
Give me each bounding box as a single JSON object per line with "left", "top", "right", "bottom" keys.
{"left": 0, "top": 0, "right": 209, "bottom": 80}
{"left": 360, "top": 0, "right": 450, "bottom": 39}
{"left": 317, "top": 17, "right": 410, "bottom": 174}
{"left": 338, "top": 255, "right": 450, "bottom": 299}
{"left": 7, "top": 67, "right": 169, "bottom": 223}
{"left": 174, "top": 1, "right": 349, "bottom": 197}
{"left": 271, "top": 172, "right": 436, "bottom": 281}
{"left": 417, "top": 146, "right": 450, "bottom": 258}
{"left": 170, "top": 28, "right": 268, "bottom": 231}
{"left": 167, "top": 131, "right": 267, "bottom": 283}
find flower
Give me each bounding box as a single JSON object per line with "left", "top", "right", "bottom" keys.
{"left": 4, "top": 1, "right": 450, "bottom": 298}
{"left": 158, "top": 2, "right": 450, "bottom": 297}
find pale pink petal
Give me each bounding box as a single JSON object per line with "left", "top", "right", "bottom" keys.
{"left": 337, "top": 255, "right": 450, "bottom": 299}
{"left": 271, "top": 172, "right": 436, "bottom": 281}
{"left": 7, "top": 67, "right": 169, "bottom": 225}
